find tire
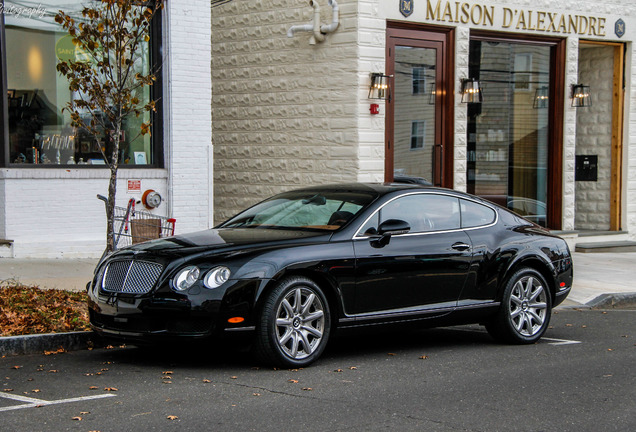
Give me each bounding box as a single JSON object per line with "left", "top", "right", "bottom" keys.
{"left": 254, "top": 276, "right": 331, "bottom": 367}
{"left": 486, "top": 268, "right": 552, "bottom": 344}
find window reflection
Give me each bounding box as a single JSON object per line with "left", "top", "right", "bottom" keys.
{"left": 4, "top": 0, "right": 153, "bottom": 166}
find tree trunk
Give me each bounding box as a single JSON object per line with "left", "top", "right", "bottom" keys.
{"left": 105, "top": 125, "right": 121, "bottom": 253}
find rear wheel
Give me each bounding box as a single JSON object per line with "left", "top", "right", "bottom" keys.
{"left": 254, "top": 276, "right": 331, "bottom": 367}
{"left": 486, "top": 268, "right": 552, "bottom": 344}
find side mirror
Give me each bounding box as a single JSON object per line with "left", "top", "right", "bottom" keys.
{"left": 371, "top": 219, "right": 410, "bottom": 248}
{"left": 378, "top": 219, "right": 410, "bottom": 236}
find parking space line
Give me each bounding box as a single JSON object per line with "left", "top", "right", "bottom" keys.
{"left": 0, "top": 393, "right": 115, "bottom": 412}
{"left": 542, "top": 337, "right": 582, "bottom": 345}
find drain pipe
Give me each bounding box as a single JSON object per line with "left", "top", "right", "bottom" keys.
{"left": 310, "top": 0, "right": 325, "bottom": 45}
{"left": 321, "top": 0, "right": 339, "bottom": 34}
{"left": 287, "top": 0, "right": 339, "bottom": 45}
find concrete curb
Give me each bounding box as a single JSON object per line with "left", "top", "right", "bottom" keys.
{"left": 0, "top": 331, "right": 100, "bottom": 357}
{"left": 586, "top": 292, "right": 636, "bottom": 309}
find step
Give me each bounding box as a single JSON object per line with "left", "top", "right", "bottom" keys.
{"left": 575, "top": 241, "right": 636, "bottom": 253}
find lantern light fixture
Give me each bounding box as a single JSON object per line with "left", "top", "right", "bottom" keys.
{"left": 461, "top": 78, "right": 483, "bottom": 103}
{"left": 571, "top": 84, "right": 592, "bottom": 107}
{"left": 368, "top": 72, "right": 390, "bottom": 100}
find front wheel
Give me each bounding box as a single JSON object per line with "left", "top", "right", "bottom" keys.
{"left": 486, "top": 268, "right": 552, "bottom": 344}
{"left": 254, "top": 276, "right": 331, "bottom": 367}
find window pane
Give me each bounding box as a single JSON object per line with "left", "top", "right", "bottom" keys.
{"left": 4, "top": 0, "right": 154, "bottom": 166}
{"left": 460, "top": 199, "right": 496, "bottom": 228}
{"left": 466, "top": 39, "right": 550, "bottom": 227}
{"left": 361, "top": 194, "right": 460, "bottom": 234}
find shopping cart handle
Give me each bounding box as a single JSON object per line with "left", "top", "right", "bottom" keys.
{"left": 97, "top": 194, "right": 108, "bottom": 203}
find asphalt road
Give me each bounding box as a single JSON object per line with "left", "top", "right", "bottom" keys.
{"left": 1, "top": 308, "right": 635, "bottom": 432}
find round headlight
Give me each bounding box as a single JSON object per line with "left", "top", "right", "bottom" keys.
{"left": 173, "top": 266, "right": 200, "bottom": 291}
{"left": 203, "top": 266, "right": 231, "bottom": 289}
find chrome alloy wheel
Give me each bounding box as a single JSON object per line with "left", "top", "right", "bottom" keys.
{"left": 509, "top": 275, "right": 548, "bottom": 337}
{"left": 275, "top": 286, "right": 325, "bottom": 360}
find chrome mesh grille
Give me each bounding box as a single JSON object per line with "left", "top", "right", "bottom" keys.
{"left": 102, "top": 260, "right": 163, "bottom": 294}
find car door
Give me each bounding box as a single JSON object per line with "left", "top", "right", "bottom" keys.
{"left": 352, "top": 193, "right": 473, "bottom": 315}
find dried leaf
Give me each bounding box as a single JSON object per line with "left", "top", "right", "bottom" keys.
{"left": 349, "top": 366, "right": 357, "bottom": 370}
{"left": 288, "top": 379, "right": 299, "bottom": 384}
{"left": 167, "top": 415, "right": 178, "bottom": 420}
{"left": 419, "top": 355, "right": 429, "bottom": 360}
{"left": 230, "top": 376, "right": 237, "bottom": 380}
{"left": 202, "top": 379, "right": 211, "bottom": 383}
{"left": 162, "top": 371, "right": 173, "bottom": 375}
{"left": 252, "top": 393, "right": 261, "bottom": 396}
{"left": 89, "top": 386, "right": 98, "bottom": 390}
{"left": 302, "top": 387, "right": 313, "bottom": 391}
{"left": 388, "top": 353, "right": 396, "bottom": 356}
{"left": 104, "top": 387, "right": 118, "bottom": 391}
{"left": 72, "top": 417, "right": 82, "bottom": 421}
{"left": 333, "top": 369, "right": 343, "bottom": 373}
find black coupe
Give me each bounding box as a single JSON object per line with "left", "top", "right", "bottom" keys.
{"left": 88, "top": 183, "right": 573, "bottom": 367}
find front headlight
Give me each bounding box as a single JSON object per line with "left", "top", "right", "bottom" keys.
{"left": 173, "top": 266, "right": 200, "bottom": 291}
{"left": 203, "top": 266, "right": 231, "bottom": 289}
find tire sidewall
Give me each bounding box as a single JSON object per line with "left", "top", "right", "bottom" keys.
{"left": 501, "top": 268, "right": 552, "bottom": 343}
{"left": 259, "top": 276, "right": 331, "bottom": 367}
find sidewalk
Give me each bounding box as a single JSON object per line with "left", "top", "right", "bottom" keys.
{"left": 1, "top": 252, "right": 634, "bottom": 307}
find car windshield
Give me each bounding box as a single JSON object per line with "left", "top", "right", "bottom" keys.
{"left": 219, "top": 190, "right": 378, "bottom": 231}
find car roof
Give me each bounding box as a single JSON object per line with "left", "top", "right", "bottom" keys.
{"left": 292, "top": 182, "right": 458, "bottom": 197}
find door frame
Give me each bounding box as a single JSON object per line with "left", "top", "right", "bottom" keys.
{"left": 385, "top": 23, "right": 455, "bottom": 187}
{"left": 578, "top": 40, "right": 625, "bottom": 231}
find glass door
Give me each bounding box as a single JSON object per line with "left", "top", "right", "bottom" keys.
{"left": 466, "top": 38, "right": 554, "bottom": 227}
{"left": 386, "top": 27, "right": 453, "bottom": 187}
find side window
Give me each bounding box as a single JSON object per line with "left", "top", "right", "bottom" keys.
{"left": 460, "top": 199, "right": 496, "bottom": 228}
{"left": 358, "top": 194, "right": 461, "bottom": 235}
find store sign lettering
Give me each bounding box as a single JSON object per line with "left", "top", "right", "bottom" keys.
{"left": 424, "top": 0, "right": 608, "bottom": 37}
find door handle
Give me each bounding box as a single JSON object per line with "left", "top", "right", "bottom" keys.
{"left": 451, "top": 242, "right": 471, "bottom": 251}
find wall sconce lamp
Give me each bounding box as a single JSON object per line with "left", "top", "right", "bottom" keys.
{"left": 533, "top": 86, "right": 549, "bottom": 109}
{"left": 461, "top": 78, "right": 483, "bottom": 103}
{"left": 368, "top": 73, "right": 390, "bottom": 100}
{"left": 571, "top": 84, "right": 592, "bottom": 107}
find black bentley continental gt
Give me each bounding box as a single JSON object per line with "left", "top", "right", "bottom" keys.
{"left": 87, "top": 183, "right": 573, "bottom": 367}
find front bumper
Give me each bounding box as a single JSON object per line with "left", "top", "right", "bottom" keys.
{"left": 87, "top": 277, "right": 265, "bottom": 342}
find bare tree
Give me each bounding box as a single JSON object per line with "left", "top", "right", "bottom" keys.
{"left": 55, "top": 0, "right": 163, "bottom": 252}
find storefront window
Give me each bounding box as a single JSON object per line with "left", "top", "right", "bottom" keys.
{"left": 1, "top": 0, "right": 161, "bottom": 167}
{"left": 466, "top": 37, "right": 552, "bottom": 227}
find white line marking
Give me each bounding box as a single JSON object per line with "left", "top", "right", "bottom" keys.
{"left": 0, "top": 393, "right": 115, "bottom": 412}
{"left": 542, "top": 337, "right": 582, "bottom": 346}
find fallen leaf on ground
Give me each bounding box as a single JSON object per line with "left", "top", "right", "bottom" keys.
{"left": 104, "top": 387, "right": 118, "bottom": 391}
{"left": 162, "top": 371, "right": 173, "bottom": 375}
{"left": 419, "top": 355, "right": 429, "bottom": 360}
{"left": 252, "top": 393, "right": 261, "bottom": 396}
{"left": 72, "top": 417, "right": 82, "bottom": 421}
{"left": 388, "top": 353, "right": 396, "bottom": 356}
{"left": 349, "top": 367, "right": 357, "bottom": 370}
{"left": 167, "top": 415, "right": 178, "bottom": 420}
{"left": 89, "top": 386, "right": 98, "bottom": 390}
{"left": 288, "top": 379, "right": 299, "bottom": 383}
{"left": 202, "top": 379, "right": 211, "bottom": 383}
{"left": 333, "top": 369, "right": 343, "bottom": 373}
{"left": 302, "top": 387, "right": 312, "bottom": 391}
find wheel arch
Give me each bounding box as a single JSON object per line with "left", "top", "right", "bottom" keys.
{"left": 500, "top": 255, "right": 557, "bottom": 304}
{"left": 253, "top": 268, "right": 344, "bottom": 330}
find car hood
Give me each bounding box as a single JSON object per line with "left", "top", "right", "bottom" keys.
{"left": 113, "top": 227, "right": 333, "bottom": 259}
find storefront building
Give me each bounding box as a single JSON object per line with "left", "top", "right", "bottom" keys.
{"left": 211, "top": 0, "right": 636, "bottom": 248}
{"left": 0, "top": 0, "right": 213, "bottom": 257}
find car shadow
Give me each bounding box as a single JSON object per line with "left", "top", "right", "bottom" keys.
{"left": 87, "top": 324, "right": 497, "bottom": 370}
